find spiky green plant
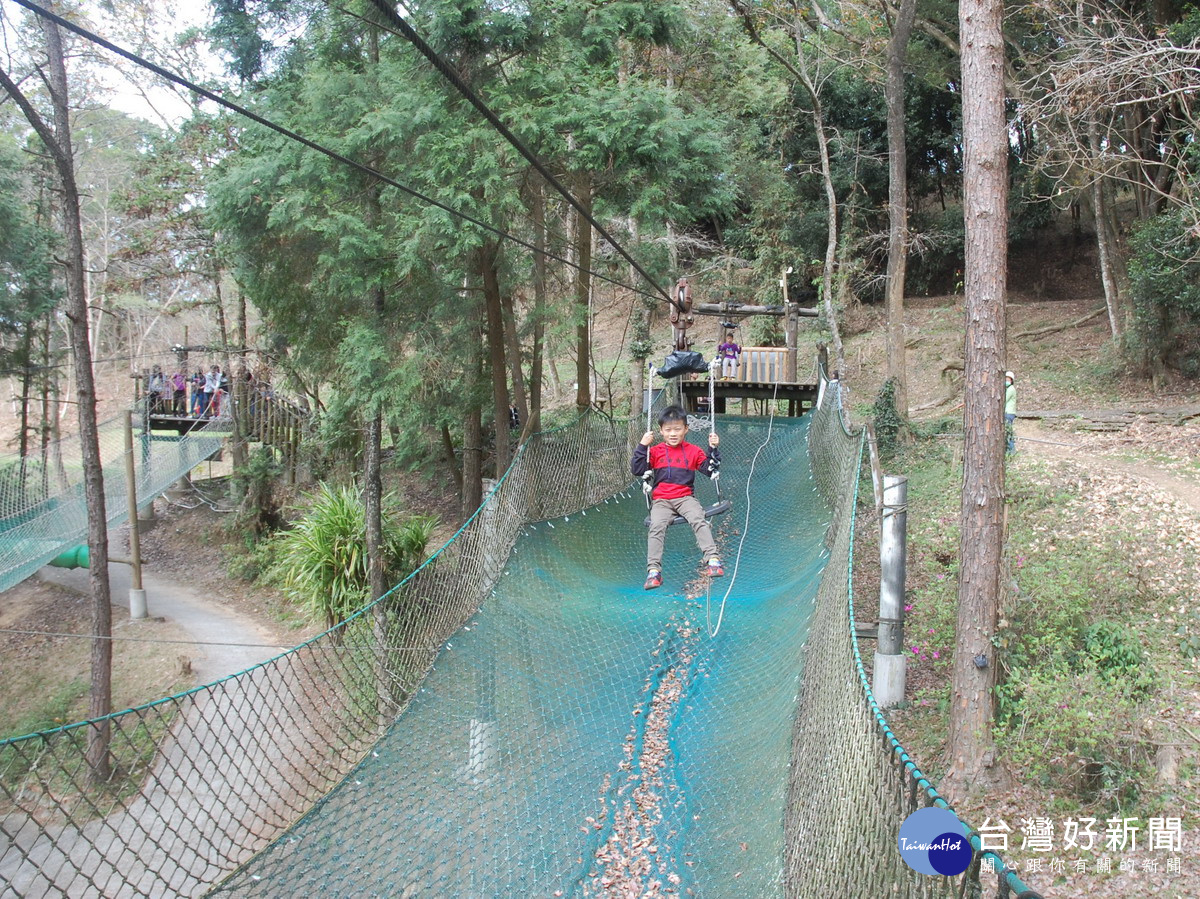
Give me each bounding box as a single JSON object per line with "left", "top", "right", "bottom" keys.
{"left": 273, "top": 483, "right": 435, "bottom": 630}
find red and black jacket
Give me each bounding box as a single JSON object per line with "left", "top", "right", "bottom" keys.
{"left": 631, "top": 441, "right": 720, "bottom": 500}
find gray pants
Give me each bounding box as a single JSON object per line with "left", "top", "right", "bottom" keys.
{"left": 646, "top": 495, "right": 718, "bottom": 573}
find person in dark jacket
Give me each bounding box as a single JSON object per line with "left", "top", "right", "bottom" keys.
{"left": 631, "top": 405, "right": 722, "bottom": 590}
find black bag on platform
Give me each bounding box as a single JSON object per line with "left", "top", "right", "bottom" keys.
{"left": 656, "top": 350, "right": 709, "bottom": 379}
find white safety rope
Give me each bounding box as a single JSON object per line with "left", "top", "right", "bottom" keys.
{"left": 707, "top": 358, "right": 721, "bottom": 496}
{"left": 643, "top": 362, "right": 656, "bottom": 506}
{"left": 646, "top": 361, "right": 656, "bottom": 434}
{"left": 706, "top": 377, "right": 782, "bottom": 638}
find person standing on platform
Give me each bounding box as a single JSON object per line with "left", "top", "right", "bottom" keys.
{"left": 203, "top": 365, "right": 221, "bottom": 418}
{"left": 190, "top": 370, "right": 205, "bottom": 417}
{"left": 147, "top": 365, "right": 167, "bottom": 413}
{"left": 1005, "top": 371, "right": 1017, "bottom": 454}
{"left": 171, "top": 371, "right": 186, "bottom": 414}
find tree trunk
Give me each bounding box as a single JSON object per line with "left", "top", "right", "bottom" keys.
{"left": 944, "top": 0, "right": 1009, "bottom": 802}
{"left": 364, "top": 272, "right": 385, "bottom": 611}
{"left": 364, "top": 160, "right": 387, "bottom": 604}
{"left": 501, "top": 289, "right": 527, "bottom": 440}
{"left": 478, "top": 242, "right": 511, "bottom": 474}
{"left": 629, "top": 217, "right": 648, "bottom": 417}
{"left": 526, "top": 181, "right": 546, "bottom": 438}
{"left": 18, "top": 324, "right": 33, "bottom": 460}
{"left": 227, "top": 283, "right": 249, "bottom": 501}
{"left": 39, "top": 313, "right": 53, "bottom": 501}
{"left": 804, "top": 73, "right": 846, "bottom": 374}
{"left": 1089, "top": 118, "right": 1132, "bottom": 347}
{"left": 461, "top": 323, "right": 484, "bottom": 521}
{"left": 574, "top": 177, "right": 594, "bottom": 410}
{"left": 441, "top": 423, "right": 463, "bottom": 491}
{"left": 1091, "top": 164, "right": 1123, "bottom": 343}
{"left": 365, "top": 408, "right": 385, "bottom": 602}
{"left": 17, "top": 324, "right": 32, "bottom": 507}
{"left": 0, "top": 4, "right": 114, "bottom": 781}
{"left": 884, "top": 0, "right": 918, "bottom": 417}
{"left": 461, "top": 402, "right": 483, "bottom": 521}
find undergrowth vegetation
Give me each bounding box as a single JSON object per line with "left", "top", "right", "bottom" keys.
{"left": 266, "top": 483, "right": 435, "bottom": 630}
{"left": 885, "top": 434, "right": 1174, "bottom": 815}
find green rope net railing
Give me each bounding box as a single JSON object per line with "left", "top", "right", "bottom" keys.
{"left": 0, "top": 414, "right": 226, "bottom": 593}
{"left": 787, "top": 370, "right": 1043, "bottom": 899}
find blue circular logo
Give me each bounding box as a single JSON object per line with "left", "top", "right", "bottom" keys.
{"left": 898, "top": 807, "right": 972, "bottom": 876}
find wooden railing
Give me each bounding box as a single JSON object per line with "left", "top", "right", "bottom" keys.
{"left": 736, "top": 346, "right": 789, "bottom": 383}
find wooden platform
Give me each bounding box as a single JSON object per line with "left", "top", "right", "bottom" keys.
{"left": 143, "top": 414, "right": 233, "bottom": 435}
{"left": 680, "top": 379, "right": 818, "bottom": 417}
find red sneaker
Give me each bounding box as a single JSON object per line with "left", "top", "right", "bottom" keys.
{"left": 644, "top": 571, "right": 662, "bottom": 590}
{"left": 707, "top": 559, "right": 724, "bottom": 577}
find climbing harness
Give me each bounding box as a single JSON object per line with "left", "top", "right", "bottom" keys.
{"left": 642, "top": 358, "right": 731, "bottom": 527}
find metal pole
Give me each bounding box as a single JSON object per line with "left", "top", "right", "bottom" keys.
{"left": 873, "top": 474, "right": 907, "bottom": 706}
{"left": 123, "top": 410, "right": 147, "bottom": 619}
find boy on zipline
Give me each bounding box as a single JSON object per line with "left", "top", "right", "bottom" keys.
{"left": 631, "top": 405, "right": 723, "bottom": 590}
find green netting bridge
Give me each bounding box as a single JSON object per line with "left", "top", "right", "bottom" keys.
{"left": 0, "top": 372, "right": 1042, "bottom": 897}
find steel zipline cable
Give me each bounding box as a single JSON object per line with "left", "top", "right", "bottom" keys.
{"left": 6, "top": 0, "right": 664, "bottom": 306}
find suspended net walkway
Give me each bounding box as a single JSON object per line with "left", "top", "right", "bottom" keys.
{"left": 0, "top": 414, "right": 227, "bottom": 594}
{"left": 0, "top": 375, "right": 1040, "bottom": 898}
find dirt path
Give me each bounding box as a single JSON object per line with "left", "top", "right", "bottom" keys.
{"left": 1018, "top": 420, "right": 1200, "bottom": 515}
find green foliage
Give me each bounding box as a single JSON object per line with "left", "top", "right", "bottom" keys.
{"left": 745, "top": 314, "right": 782, "bottom": 347}
{"left": 233, "top": 448, "right": 284, "bottom": 540}
{"left": 209, "top": 0, "right": 294, "bottom": 82}
{"left": 0, "top": 131, "right": 60, "bottom": 346}
{"left": 906, "top": 206, "right": 966, "bottom": 296}
{"left": 1083, "top": 621, "right": 1155, "bottom": 696}
{"left": 271, "top": 483, "right": 435, "bottom": 630}
{"left": 992, "top": 475, "right": 1157, "bottom": 804}
{"left": 225, "top": 538, "right": 276, "bottom": 584}
{"left": 1175, "top": 613, "right": 1200, "bottom": 659}
{"left": 999, "top": 665, "right": 1147, "bottom": 807}
{"left": 871, "top": 378, "right": 902, "bottom": 458}
{"left": 1167, "top": 8, "right": 1200, "bottom": 43}
{"left": 1126, "top": 209, "right": 1200, "bottom": 376}
{"left": 307, "top": 397, "right": 364, "bottom": 472}
{"left": 1008, "top": 165, "right": 1054, "bottom": 244}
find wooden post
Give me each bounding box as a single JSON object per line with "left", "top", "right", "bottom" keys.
{"left": 182, "top": 325, "right": 192, "bottom": 416}
{"left": 288, "top": 413, "right": 298, "bottom": 486}
{"left": 123, "top": 411, "right": 146, "bottom": 619}
{"left": 865, "top": 422, "right": 884, "bottom": 516}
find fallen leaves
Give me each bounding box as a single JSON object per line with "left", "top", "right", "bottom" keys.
{"left": 581, "top": 614, "right": 699, "bottom": 898}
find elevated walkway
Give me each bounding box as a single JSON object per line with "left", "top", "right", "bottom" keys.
{"left": 0, "top": 418, "right": 226, "bottom": 594}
